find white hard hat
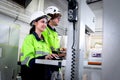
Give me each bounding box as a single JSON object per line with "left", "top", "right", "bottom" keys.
{"left": 45, "top": 6, "right": 60, "bottom": 15}
{"left": 30, "top": 11, "right": 46, "bottom": 23}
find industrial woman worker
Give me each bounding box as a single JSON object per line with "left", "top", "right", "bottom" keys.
{"left": 20, "top": 11, "right": 58, "bottom": 80}
{"left": 42, "top": 6, "right": 66, "bottom": 58}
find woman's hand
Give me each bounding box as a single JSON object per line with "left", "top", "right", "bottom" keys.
{"left": 58, "top": 53, "right": 66, "bottom": 57}
{"left": 45, "top": 54, "right": 59, "bottom": 60}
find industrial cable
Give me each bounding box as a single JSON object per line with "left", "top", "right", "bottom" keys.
{"left": 71, "top": 22, "right": 76, "bottom": 80}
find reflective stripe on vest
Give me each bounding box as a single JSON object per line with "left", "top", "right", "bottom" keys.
{"left": 21, "top": 56, "right": 30, "bottom": 65}
{"left": 36, "top": 51, "right": 49, "bottom": 56}
{"left": 21, "top": 51, "right": 49, "bottom": 65}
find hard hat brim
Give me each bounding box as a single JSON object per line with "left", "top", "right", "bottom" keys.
{"left": 30, "top": 15, "right": 48, "bottom": 26}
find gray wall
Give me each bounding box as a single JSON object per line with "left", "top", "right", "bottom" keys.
{"left": 103, "top": 0, "right": 120, "bottom": 80}
{"left": 0, "top": 13, "right": 20, "bottom": 80}
{"left": 88, "top": 1, "right": 103, "bottom": 32}
{"left": 0, "top": 12, "right": 30, "bottom": 53}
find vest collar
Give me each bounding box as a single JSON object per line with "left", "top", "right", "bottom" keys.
{"left": 47, "top": 24, "right": 56, "bottom": 32}
{"left": 32, "top": 32, "right": 45, "bottom": 41}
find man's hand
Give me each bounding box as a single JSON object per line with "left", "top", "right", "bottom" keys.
{"left": 60, "top": 48, "right": 66, "bottom": 51}
{"left": 58, "top": 48, "right": 67, "bottom": 57}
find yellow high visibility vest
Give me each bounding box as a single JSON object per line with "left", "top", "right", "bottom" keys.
{"left": 20, "top": 32, "right": 51, "bottom": 67}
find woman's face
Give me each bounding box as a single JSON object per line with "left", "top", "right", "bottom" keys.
{"left": 35, "top": 18, "right": 47, "bottom": 32}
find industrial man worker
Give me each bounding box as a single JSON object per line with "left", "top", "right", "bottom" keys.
{"left": 42, "top": 6, "right": 66, "bottom": 80}
{"left": 42, "top": 6, "right": 66, "bottom": 59}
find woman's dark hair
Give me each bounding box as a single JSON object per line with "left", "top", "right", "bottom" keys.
{"left": 29, "top": 25, "right": 35, "bottom": 34}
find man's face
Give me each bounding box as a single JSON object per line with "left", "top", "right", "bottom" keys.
{"left": 51, "top": 16, "right": 61, "bottom": 26}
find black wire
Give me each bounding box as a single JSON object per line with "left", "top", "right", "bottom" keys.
{"left": 71, "top": 22, "right": 76, "bottom": 80}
